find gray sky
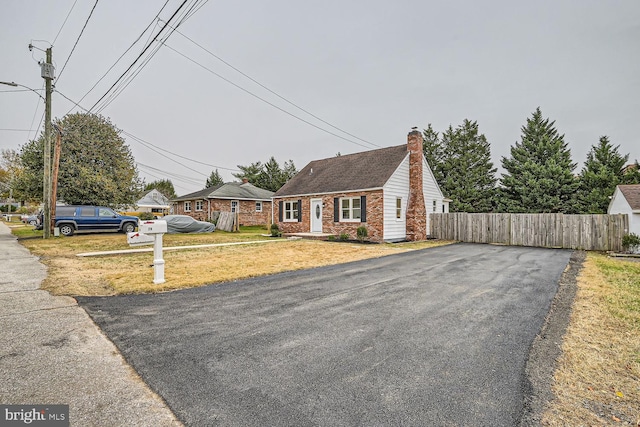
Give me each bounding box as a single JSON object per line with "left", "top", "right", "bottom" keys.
{"left": 1, "top": 0, "right": 639, "bottom": 195}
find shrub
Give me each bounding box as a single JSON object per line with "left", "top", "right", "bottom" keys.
{"left": 138, "top": 212, "right": 155, "bottom": 221}
{"left": 327, "top": 235, "right": 336, "bottom": 241}
{"left": 339, "top": 233, "right": 349, "bottom": 241}
{"left": 270, "top": 223, "right": 282, "bottom": 237}
{"left": 622, "top": 233, "right": 640, "bottom": 253}
{"left": 356, "top": 226, "right": 368, "bottom": 243}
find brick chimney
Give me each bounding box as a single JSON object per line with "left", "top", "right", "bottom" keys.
{"left": 406, "top": 128, "right": 427, "bottom": 241}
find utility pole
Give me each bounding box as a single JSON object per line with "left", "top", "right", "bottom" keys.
{"left": 42, "top": 47, "right": 53, "bottom": 238}
{"left": 51, "top": 125, "right": 63, "bottom": 233}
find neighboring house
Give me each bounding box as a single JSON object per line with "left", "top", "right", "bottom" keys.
{"left": 133, "top": 189, "right": 171, "bottom": 217}
{"left": 171, "top": 180, "right": 274, "bottom": 226}
{"left": 608, "top": 184, "right": 640, "bottom": 237}
{"left": 272, "top": 129, "right": 449, "bottom": 242}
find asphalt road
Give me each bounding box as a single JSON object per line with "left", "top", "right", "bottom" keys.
{"left": 78, "top": 243, "right": 572, "bottom": 426}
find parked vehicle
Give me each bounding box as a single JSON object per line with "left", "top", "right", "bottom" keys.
{"left": 22, "top": 214, "right": 39, "bottom": 226}
{"left": 37, "top": 206, "right": 139, "bottom": 236}
{"left": 163, "top": 215, "right": 215, "bottom": 233}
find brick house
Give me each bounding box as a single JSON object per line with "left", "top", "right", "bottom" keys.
{"left": 272, "top": 129, "right": 449, "bottom": 242}
{"left": 171, "top": 181, "right": 274, "bottom": 226}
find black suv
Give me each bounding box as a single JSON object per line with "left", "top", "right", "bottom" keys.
{"left": 38, "top": 205, "right": 139, "bottom": 236}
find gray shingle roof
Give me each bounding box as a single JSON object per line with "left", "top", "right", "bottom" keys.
{"left": 274, "top": 145, "right": 409, "bottom": 197}
{"left": 171, "top": 184, "right": 224, "bottom": 202}
{"left": 172, "top": 182, "right": 273, "bottom": 202}
{"left": 619, "top": 184, "right": 640, "bottom": 210}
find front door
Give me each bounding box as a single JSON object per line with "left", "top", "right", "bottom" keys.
{"left": 311, "top": 199, "right": 323, "bottom": 233}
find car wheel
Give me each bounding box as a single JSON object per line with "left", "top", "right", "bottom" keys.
{"left": 122, "top": 222, "right": 136, "bottom": 233}
{"left": 59, "top": 224, "right": 74, "bottom": 236}
{"left": 29, "top": 220, "right": 37, "bottom": 226}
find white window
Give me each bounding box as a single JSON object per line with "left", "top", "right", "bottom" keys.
{"left": 256, "top": 201, "right": 262, "bottom": 212}
{"left": 195, "top": 200, "right": 203, "bottom": 211}
{"left": 396, "top": 197, "right": 402, "bottom": 219}
{"left": 284, "top": 201, "right": 298, "bottom": 222}
{"left": 340, "top": 197, "right": 361, "bottom": 222}
{"left": 433, "top": 200, "right": 437, "bottom": 212}
{"left": 184, "top": 201, "right": 191, "bottom": 212}
{"left": 231, "top": 201, "right": 238, "bottom": 213}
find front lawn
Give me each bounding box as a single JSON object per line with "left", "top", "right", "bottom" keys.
{"left": 14, "top": 224, "right": 451, "bottom": 296}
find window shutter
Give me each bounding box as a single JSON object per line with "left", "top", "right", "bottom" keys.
{"left": 360, "top": 196, "right": 367, "bottom": 222}
{"left": 334, "top": 198, "right": 339, "bottom": 222}
{"left": 297, "top": 199, "right": 302, "bottom": 222}
{"left": 278, "top": 201, "right": 283, "bottom": 222}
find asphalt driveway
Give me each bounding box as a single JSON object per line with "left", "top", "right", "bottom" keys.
{"left": 78, "top": 243, "right": 572, "bottom": 426}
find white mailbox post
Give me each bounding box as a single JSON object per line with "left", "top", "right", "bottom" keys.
{"left": 138, "top": 220, "right": 168, "bottom": 284}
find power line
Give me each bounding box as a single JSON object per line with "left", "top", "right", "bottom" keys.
{"left": 53, "top": 0, "right": 79, "bottom": 45}
{"left": 91, "top": 0, "right": 206, "bottom": 114}
{"left": 0, "top": 89, "right": 44, "bottom": 93}
{"left": 57, "top": 0, "right": 100, "bottom": 83}
{"left": 122, "top": 130, "right": 239, "bottom": 172}
{"left": 137, "top": 162, "right": 204, "bottom": 185}
{"left": 166, "top": 22, "right": 379, "bottom": 149}
{"left": 163, "top": 42, "right": 374, "bottom": 150}
{"left": 88, "top": 0, "right": 190, "bottom": 113}
{"left": 64, "top": 0, "right": 171, "bottom": 116}
{"left": 55, "top": 88, "right": 237, "bottom": 177}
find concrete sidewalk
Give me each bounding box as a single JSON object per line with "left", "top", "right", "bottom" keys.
{"left": 0, "top": 222, "right": 181, "bottom": 426}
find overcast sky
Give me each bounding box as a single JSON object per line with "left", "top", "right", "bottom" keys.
{"left": 1, "top": 0, "right": 639, "bottom": 195}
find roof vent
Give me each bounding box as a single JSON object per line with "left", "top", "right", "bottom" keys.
{"left": 310, "top": 168, "right": 313, "bottom": 175}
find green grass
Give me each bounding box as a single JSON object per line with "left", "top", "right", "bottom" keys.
{"left": 594, "top": 256, "right": 640, "bottom": 329}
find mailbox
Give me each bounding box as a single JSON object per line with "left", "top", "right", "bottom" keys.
{"left": 139, "top": 220, "right": 167, "bottom": 234}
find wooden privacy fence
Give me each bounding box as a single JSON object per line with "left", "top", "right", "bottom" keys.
{"left": 430, "top": 213, "right": 629, "bottom": 252}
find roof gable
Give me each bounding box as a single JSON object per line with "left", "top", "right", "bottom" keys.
{"left": 137, "top": 189, "right": 170, "bottom": 206}
{"left": 274, "top": 145, "right": 409, "bottom": 197}
{"left": 618, "top": 184, "right": 640, "bottom": 210}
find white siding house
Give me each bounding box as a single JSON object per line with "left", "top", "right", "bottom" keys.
{"left": 608, "top": 184, "right": 640, "bottom": 238}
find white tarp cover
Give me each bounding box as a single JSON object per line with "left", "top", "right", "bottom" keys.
{"left": 163, "top": 215, "right": 215, "bottom": 233}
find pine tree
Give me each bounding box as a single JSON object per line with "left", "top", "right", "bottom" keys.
{"left": 499, "top": 108, "right": 578, "bottom": 213}
{"left": 205, "top": 169, "right": 224, "bottom": 188}
{"left": 575, "top": 136, "right": 629, "bottom": 213}
{"left": 423, "top": 120, "right": 496, "bottom": 212}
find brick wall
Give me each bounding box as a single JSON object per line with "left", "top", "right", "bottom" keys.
{"left": 173, "top": 199, "right": 272, "bottom": 226}
{"left": 406, "top": 130, "right": 427, "bottom": 241}
{"left": 275, "top": 190, "right": 384, "bottom": 242}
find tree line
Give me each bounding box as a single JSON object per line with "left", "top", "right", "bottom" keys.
{"left": 423, "top": 107, "right": 640, "bottom": 214}
{"left": 1, "top": 109, "right": 638, "bottom": 212}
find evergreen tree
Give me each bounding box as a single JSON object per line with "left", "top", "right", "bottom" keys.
{"left": 423, "top": 120, "right": 496, "bottom": 212}
{"left": 499, "top": 108, "right": 578, "bottom": 213}
{"left": 15, "top": 113, "right": 142, "bottom": 208}
{"left": 575, "top": 136, "right": 629, "bottom": 213}
{"left": 205, "top": 169, "right": 224, "bottom": 188}
{"left": 621, "top": 161, "right": 640, "bottom": 185}
{"left": 144, "top": 179, "right": 176, "bottom": 199}
{"left": 234, "top": 158, "right": 297, "bottom": 192}
{"left": 233, "top": 161, "right": 263, "bottom": 183}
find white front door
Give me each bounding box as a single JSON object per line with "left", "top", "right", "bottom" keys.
{"left": 311, "top": 199, "right": 323, "bottom": 233}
